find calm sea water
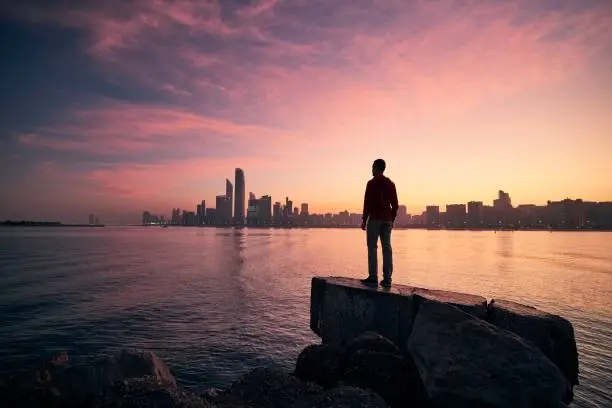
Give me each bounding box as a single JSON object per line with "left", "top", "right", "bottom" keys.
{"left": 0, "top": 227, "right": 610, "bottom": 406}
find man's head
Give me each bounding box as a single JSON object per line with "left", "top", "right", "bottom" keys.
{"left": 372, "top": 158, "right": 386, "bottom": 176}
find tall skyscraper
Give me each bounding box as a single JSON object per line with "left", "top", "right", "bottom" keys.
{"left": 285, "top": 197, "right": 293, "bottom": 217}
{"left": 426, "top": 205, "right": 440, "bottom": 227}
{"left": 226, "top": 179, "right": 233, "bottom": 222}
{"left": 467, "top": 201, "right": 484, "bottom": 227}
{"left": 234, "top": 168, "right": 245, "bottom": 225}
{"left": 300, "top": 203, "right": 309, "bottom": 216}
{"left": 273, "top": 202, "right": 282, "bottom": 225}
{"left": 259, "top": 195, "right": 272, "bottom": 225}
{"left": 196, "top": 204, "right": 203, "bottom": 225}
{"left": 216, "top": 194, "right": 232, "bottom": 225}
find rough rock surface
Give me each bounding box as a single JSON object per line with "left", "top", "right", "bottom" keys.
{"left": 408, "top": 300, "right": 570, "bottom": 408}
{"left": 310, "top": 277, "right": 488, "bottom": 348}
{"left": 95, "top": 377, "right": 210, "bottom": 408}
{"left": 343, "top": 350, "right": 411, "bottom": 408}
{"left": 345, "top": 331, "right": 401, "bottom": 356}
{"left": 216, "top": 367, "right": 322, "bottom": 408}
{"left": 0, "top": 350, "right": 180, "bottom": 408}
{"left": 295, "top": 332, "right": 431, "bottom": 408}
{"left": 292, "top": 386, "right": 388, "bottom": 408}
{"left": 311, "top": 277, "right": 416, "bottom": 347}
{"left": 488, "top": 298, "right": 579, "bottom": 387}
{"left": 294, "top": 344, "right": 346, "bottom": 388}
{"left": 412, "top": 287, "right": 488, "bottom": 319}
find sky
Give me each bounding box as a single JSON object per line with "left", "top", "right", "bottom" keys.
{"left": 1, "top": 0, "right": 611, "bottom": 224}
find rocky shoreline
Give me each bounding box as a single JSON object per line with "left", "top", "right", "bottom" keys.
{"left": 1, "top": 276, "right": 580, "bottom": 407}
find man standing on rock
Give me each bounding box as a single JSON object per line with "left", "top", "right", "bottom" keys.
{"left": 360, "top": 158, "right": 399, "bottom": 288}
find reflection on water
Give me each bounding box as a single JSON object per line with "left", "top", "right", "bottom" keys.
{"left": 0, "top": 228, "right": 610, "bottom": 407}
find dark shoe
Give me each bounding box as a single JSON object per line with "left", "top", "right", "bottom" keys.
{"left": 380, "top": 279, "right": 392, "bottom": 288}
{"left": 361, "top": 277, "right": 378, "bottom": 286}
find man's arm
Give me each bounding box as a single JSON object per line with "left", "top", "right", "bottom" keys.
{"left": 390, "top": 181, "right": 399, "bottom": 222}
{"left": 362, "top": 180, "right": 372, "bottom": 225}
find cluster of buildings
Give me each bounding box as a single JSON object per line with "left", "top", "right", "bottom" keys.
{"left": 141, "top": 172, "right": 612, "bottom": 230}
{"left": 142, "top": 167, "right": 412, "bottom": 228}
{"left": 422, "top": 191, "right": 612, "bottom": 230}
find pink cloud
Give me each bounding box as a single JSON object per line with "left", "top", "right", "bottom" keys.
{"left": 21, "top": 156, "right": 281, "bottom": 218}
{"left": 13, "top": 0, "right": 608, "bottom": 121}
{"left": 236, "top": 0, "right": 282, "bottom": 18}
{"left": 18, "top": 103, "right": 307, "bottom": 156}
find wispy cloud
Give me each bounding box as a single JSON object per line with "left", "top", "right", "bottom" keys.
{"left": 16, "top": 102, "right": 306, "bottom": 158}
{"left": 8, "top": 0, "right": 610, "bottom": 120}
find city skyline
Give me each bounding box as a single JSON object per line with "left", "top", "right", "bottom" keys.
{"left": 1, "top": 1, "right": 612, "bottom": 224}
{"left": 140, "top": 168, "right": 611, "bottom": 230}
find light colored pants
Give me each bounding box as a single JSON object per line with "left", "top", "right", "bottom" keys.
{"left": 367, "top": 218, "right": 393, "bottom": 281}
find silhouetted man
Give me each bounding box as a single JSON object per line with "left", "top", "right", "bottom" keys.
{"left": 361, "top": 159, "right": 399, "bottom": 288}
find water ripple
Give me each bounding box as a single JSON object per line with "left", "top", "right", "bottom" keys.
{"left": 0, "top": 227, "right": 610, "bottom": 407}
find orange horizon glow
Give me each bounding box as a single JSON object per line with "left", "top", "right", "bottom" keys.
{"left": 1, "top": 0, "right": 611, "bottom": 223}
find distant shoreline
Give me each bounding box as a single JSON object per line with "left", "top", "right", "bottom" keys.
{"left": 1, "top": 221, "right": 105, "bottom": 227}
{"left": 2, "top": 221, "right": 610, "bottom": 231}
{"left": 144, "top": 224, "right": 612, "bottom": 232}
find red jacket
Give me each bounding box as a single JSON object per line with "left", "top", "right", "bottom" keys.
{"left": 362, "top": 175, "right": 399, "bottom": 223}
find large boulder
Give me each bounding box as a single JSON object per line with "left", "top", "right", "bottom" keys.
{"left": 216, "top": 367, "right": 322, "bottom": 408}
{"left": 310, "top": 277, "right": 487, "bottom": 348}
{"left": 0, "top": 350, "right": 177, "bottom": 407}
{"left": 412, "top": 287, "right": 487, "bottom": 319}
{"left": 294, "top": 344, "right": 346, "bottom": 389}
{"left": 311, "top": 277, "right": 416, "bottom": 348}
{"left": 94, "top": 376, "right": 209, "bottom": 408}
{"left": 343, "top": 332, "right": 428, "bottom": 407}
{"left": 488, "top": 299, "right": 579, "bottom": 387}
{"left": 343, "top": 350, "right": 411, "bottom": 408}
{"left": 408, "top": 300, "right": 570, "bottom": 408}
{"left": 293, "top": 386, "right": 389, "bottom": 408}
{"left": 345, "top": 331, "right": 401, "bottom": 356}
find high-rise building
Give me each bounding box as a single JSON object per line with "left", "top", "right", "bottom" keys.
{"left": 300, "top": 203, "right": 309, "bottom": 216}
{"left": 142, "top": 211, "right": 151, "bottom": 226}
{"left": 397, "top": 205, "right": 408, "bottom": 225}
{"left": 546, "top": 199, "right": 587, "bottom": 228}
{"left": 201, "top": 200, "right": 206, "bottom": 223}
{"left": 467, "top": 201, "right": 484, "bottom": 228}
{"left": 216, "top": 194, "right": 232, "bottom": 225}
{"left": 247, "top": 194, "right": 272, "bottom": 225}
{"left": 89, "top": 214, "right": 95, "bottom": 225}
{"left": 234, "top": 168, "right": 245, "bottom": 225}
{"left": 273, "top": 202, "right": 282, "bottom": 225}
{"left": 287, "top": 198, "right": 293, "bottom": 217}
{"left": 196, "top": 204, "right": 203, "bottom": 225}
{"left": 425, "top": 206, "right": 440, "bottom": 227}
{"left": 182, "top": 210, "right": 197, "bottom": 226}
{"left": 206, "top": 208, "right": 217, "bottom": 225}
{"left": 247, "top": 195, "right": 258, "bottom": 225}
{"left": 494, "top": 190, "right": 512, "bottom": 210}
{"left": 259, "top": 195, "right": 272, "bottom": 225}
{"left": 226, "top": 179, "right": 233, "bottom": 222}
{"left": 446, "top": 204, "right": 467, "bottom": 228}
